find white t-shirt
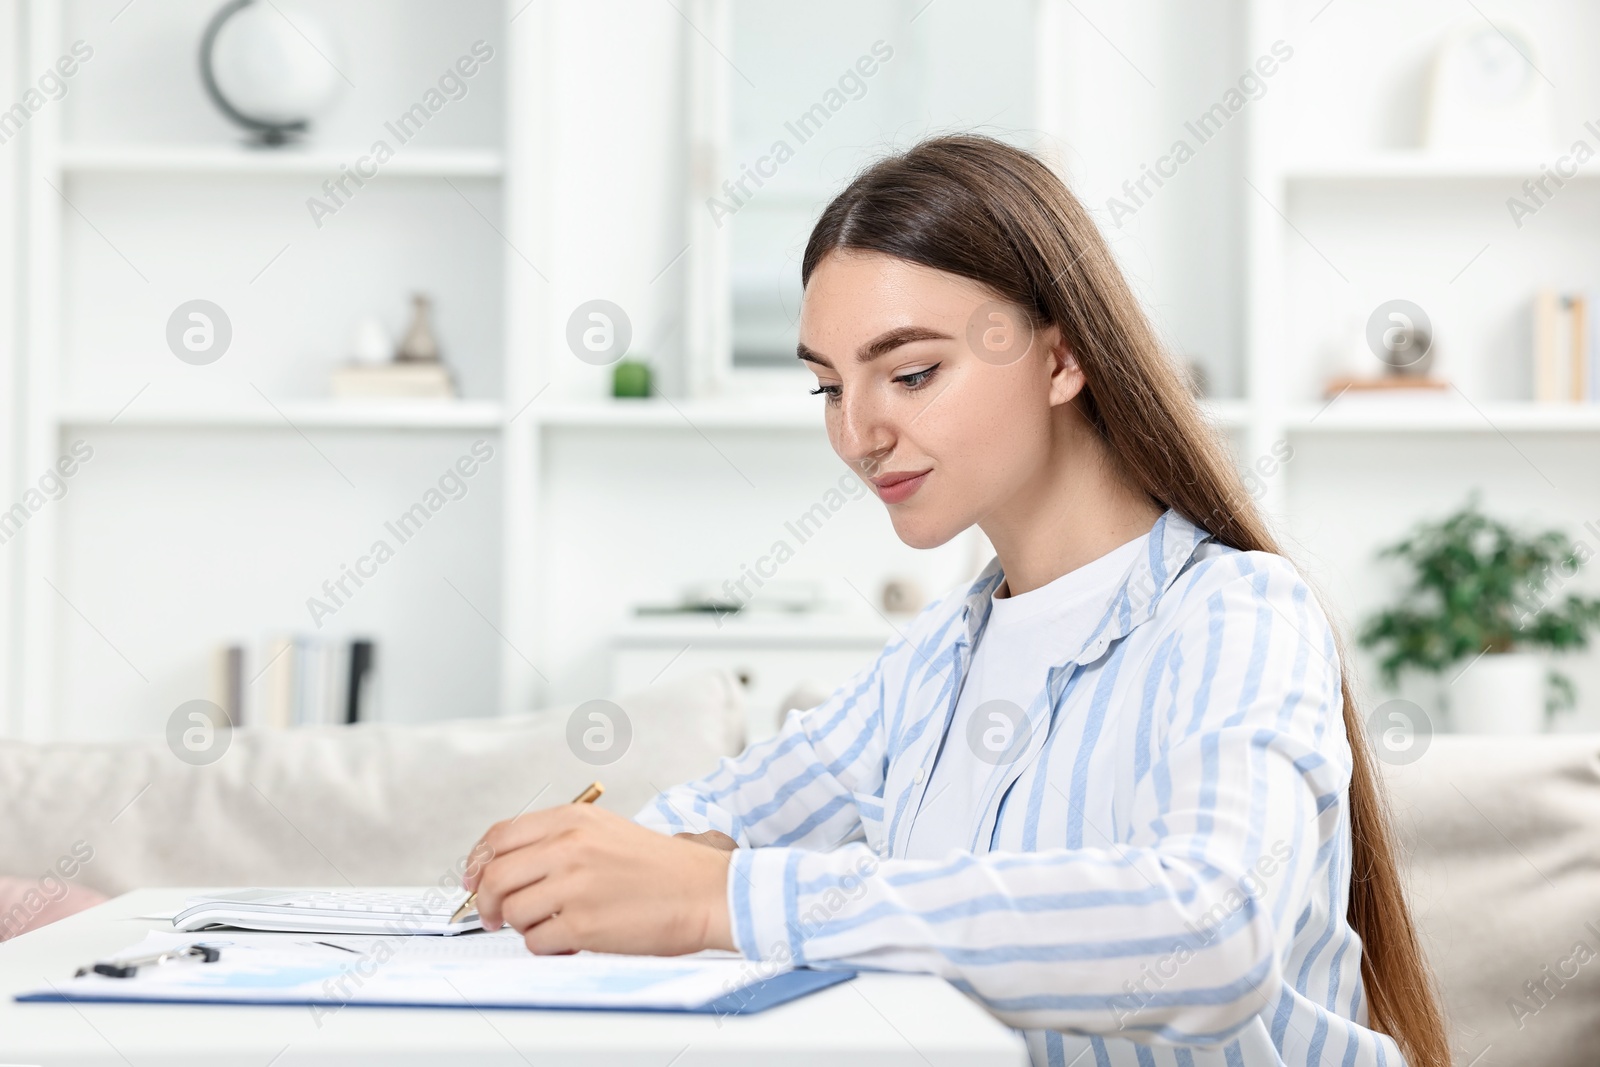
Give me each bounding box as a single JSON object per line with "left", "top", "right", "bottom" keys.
{"left": 902, "top": 530, "right": 1152, "bottom": 860}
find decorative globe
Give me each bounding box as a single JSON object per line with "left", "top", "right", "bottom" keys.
{"left": 202, "top": 0, "right": 343, "bottom": 143}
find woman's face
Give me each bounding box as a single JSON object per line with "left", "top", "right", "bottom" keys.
{"left": 798, "top": 250, "right": 1084, "bottom": 550}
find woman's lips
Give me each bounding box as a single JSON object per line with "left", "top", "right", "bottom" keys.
{"left": 871, "top": 469, "right": 931, "bottom": 504}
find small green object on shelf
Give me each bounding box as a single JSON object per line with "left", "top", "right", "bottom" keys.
{"left": 612, "top": 360, "right": 651, "bottom": 398}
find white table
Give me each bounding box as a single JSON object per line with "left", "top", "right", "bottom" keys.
{"left": 0, "top": 889, "right": 1028, "bottom": 1066}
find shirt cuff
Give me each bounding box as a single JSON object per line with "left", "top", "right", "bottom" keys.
{"left": 727, "top": 844, "right": 884, "bottom": 967}
{"left": 727, "top": 846, "right": 802, "bottom": 965}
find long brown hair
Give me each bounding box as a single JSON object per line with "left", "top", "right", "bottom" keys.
{"left": 801, "top": 134, "right": 1449, "bottom": 1066}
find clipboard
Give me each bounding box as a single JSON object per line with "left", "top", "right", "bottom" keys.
{"left": 18, "top": 966, "right": 855, "bottom": 1016}
{"left": 16, "top": 930, "right": 855, "bottom": 1016}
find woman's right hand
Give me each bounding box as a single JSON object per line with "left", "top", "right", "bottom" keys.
{"left": 674, "top": 830, "right": 739, "bottom": 852}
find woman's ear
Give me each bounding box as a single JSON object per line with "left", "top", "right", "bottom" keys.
{"left": 1045, "top": 327, "right": 1086, "bottom": 407}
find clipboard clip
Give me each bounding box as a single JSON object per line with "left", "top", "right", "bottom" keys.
{"left": 75, "top": 942, "right": 223, "bottom": 979}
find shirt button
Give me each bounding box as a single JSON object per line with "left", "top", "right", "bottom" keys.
{"left": 914, "top": 768, "right": 926, "bottom": 784}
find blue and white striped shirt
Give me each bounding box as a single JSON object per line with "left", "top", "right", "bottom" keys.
{"left": 637, "top": 507, "right": 1400, "bottom": 1066}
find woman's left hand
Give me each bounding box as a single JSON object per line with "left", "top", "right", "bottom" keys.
{"left": 463, "top": 804, "right": 736, "bottom": 956}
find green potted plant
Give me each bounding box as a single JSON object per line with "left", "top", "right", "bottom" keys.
{"left": 1358, "top": 491, "right": 1600, "bottom": 733}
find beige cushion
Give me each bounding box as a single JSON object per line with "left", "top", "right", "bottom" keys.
{"left": 0, "top": 669, "right": 744, "bottom": 895}
{"left": 1380, "top": 733, "right": 1600, "bottom": 1067}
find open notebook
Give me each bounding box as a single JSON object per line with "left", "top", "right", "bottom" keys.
{"left": 171, "top": 889, "right": 484, "bottom": 936}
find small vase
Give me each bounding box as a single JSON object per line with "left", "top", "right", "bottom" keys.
{"left": 1448, "top": 650, "right": 1546, "bottom": 734}
{"left": 396, "top": 293, "right": 441, "bottom": 362}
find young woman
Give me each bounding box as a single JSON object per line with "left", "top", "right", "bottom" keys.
{"left": 464, "top": 134, "right": 1449, "bottom": 1067}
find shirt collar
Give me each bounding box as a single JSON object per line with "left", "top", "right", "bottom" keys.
{"left": 958, "top": 506, "right": 1214, "bottom": 664}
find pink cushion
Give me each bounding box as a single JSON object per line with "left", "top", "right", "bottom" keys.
{"left": 0, "top": 875, "right": 106, "bottom": 941}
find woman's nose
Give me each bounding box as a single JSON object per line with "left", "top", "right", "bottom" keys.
{"left": 834, "top": 391, "right": 895, "bottom": 479}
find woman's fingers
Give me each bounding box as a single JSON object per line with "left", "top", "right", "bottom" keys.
{"left": 520, "top": 911, "right": 580, "bottom": 955}
{"left": 500, "top": 879, "right": 566, "bottom": 938}
{"left": 472, "top": 829, "right": 579, "bottom": 930}
{"left": 462, "top": 822, "right": 514, "bottom": 893}
{"left": 462, "top": 807, "right": 734, "bottom": 957}
{"left": 463, "top": 805, "right": 593, "bottom": 893}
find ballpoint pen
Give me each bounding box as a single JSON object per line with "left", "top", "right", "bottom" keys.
{"left": 449, "top": 781, "right": 604, "bottom": 925}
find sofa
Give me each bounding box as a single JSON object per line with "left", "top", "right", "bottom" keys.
{"left": 2, "top": 669, "right": 1596, "bottom": 1067}
{"left": 0, "top": 669, "right": 745, "bottom": 902}
{"left": 1379, "top": 734, "right": 1600, "bottom": 1066}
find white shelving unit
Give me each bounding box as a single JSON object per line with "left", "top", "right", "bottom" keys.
{"left": 1283, "top": 152, "right": 1600, "bottom": 182}
{"left": 55, "top": 400, "right": 508, "bottom": 429}
{"left": 1286, "top": 400, "right": 1600, "bottom": 434}
{"left": 11, "top": 0, "right": 1600, "bottom": 738}
{"left": 535, "top": 397, "right": 1251, "bottom": 432}
{"left": 536, "top": 396, "right": 822, "bottom": 431}
{"left": 1242, "top": 0, "right": 1600, "bottom": 724}
{"left": 0, "top": 1, "right": 1261, "bottom": 739}
{"left": 9, "top": 0, "right": 544, "bottom": 738}
{"left": 1241, "top": 0, "right": 1600, "bottom": 508}
{"left": 57, "top": 145, "right": 505, "bottom": 177}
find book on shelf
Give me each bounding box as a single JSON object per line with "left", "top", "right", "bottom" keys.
{"left": 330, "top": 362, "right": 456, "bottom": 399}
{"left": 215, "top": 637, "right": 377, "bottom": 729}
{"left": 1532, "top": 288, "right": 1598, "bottom": 403}
{"left": 221, "top": 645, "right": 245, "bottom": 729}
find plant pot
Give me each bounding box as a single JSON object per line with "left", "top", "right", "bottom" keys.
{"left": 1448, "top": 650, "right": 1546, "bottom": 734}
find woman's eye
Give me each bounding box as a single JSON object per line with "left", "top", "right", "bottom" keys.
{"left": 809, "top": 365, "right": 937, "bottom": 403}
{"left": 894, "top": 365, "right": 939, "bottom": 390}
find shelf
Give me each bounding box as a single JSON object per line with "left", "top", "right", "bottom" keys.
{"left": 615, "top": 609, "right": 895, "bottom": 646}
{"left": 52, "top": 396, "right": 1245, "bottom": 433}
{"left": 1283, "top": 151, "right": 1600, "bottom": 182}
{"left": 1285, "top": 399, "right": 1600, "bottom": 433}
{"left": 537, "top": 395, "right": 824, "bottom": 430}
{"left": 538, "top": 396, "right": 1250, "bottom": 431}
{"left": 56, "top": 400, "right": 505, "bottom": 430}
{"left": 56, "top": 145, "right": 504, "bottom": 178}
